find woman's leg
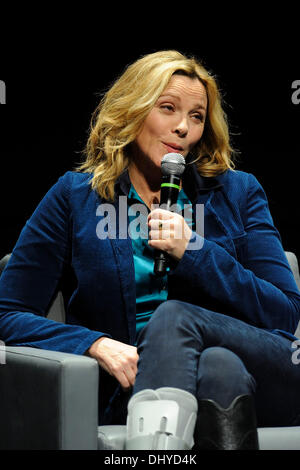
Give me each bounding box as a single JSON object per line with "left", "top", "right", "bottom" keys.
{"left": 196, "top": 346, "right": 256, "bottom": 408}
{"left": 134, "top": 300, "right": 300, "bottom": 427}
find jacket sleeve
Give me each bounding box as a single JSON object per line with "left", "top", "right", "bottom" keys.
{"left": 172, "top": 173, "right": 300, "bottom": 333}
{"left": 0, "top": 172, "right": 105, "bottom": 354}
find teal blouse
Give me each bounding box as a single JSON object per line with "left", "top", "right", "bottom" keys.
{"left": 127, "top": 184, "right": 193, "bottom": 339}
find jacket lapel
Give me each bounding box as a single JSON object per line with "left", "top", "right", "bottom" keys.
{"left": 107, "top": 196, "right": 137, "bottom": 344}
{"left": 200, "top": 191, "right": 238, "bottom": 257}
{"left": 182, "top": 163, "right": 238, "bottom": 257}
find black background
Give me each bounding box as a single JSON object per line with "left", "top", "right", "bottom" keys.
{"left": 0, "top": 9, "right": 299, "bottom": 261}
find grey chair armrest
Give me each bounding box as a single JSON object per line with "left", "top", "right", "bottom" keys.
{"left": 0, "top": 346, "right": 99, "bottom": 449}
{"left": 258, "top": 426, "right": 300, "bottom": 450}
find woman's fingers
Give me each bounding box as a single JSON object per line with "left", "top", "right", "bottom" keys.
{"left": 87, "top": 337, "right": 139, "bottom": 390}
{"left": 148, "top": 208, "right": 192, "bottom": 260}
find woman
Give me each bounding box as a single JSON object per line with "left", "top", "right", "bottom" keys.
{"left": 0, "top": 50, "right": 299, "bottom": 450}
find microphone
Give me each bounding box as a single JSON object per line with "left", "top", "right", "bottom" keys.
{"left": 154, "top": 152, "right": 186, "bottom": 276}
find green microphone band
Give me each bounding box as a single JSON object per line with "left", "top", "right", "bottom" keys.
{"left": 161, "top": 183, "right": 181, "bottom": 190}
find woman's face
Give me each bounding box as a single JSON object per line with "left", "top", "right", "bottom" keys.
{"left": 133, "top": 74, "right": 207, "bottom": 170}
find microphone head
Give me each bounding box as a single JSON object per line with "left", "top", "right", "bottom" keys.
{"left": 161, "top": 153, "right": 186, "bottom": 177}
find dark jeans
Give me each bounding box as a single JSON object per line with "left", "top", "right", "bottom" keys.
{"left": 132, "top": 300, "right": 300, "bottom": 427}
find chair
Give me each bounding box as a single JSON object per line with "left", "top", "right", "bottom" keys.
{"left": 0, "top": 252, "right": 300, "bottom": 449}
{"left": 0, "top": 254, "right": 124, "bottom": 450}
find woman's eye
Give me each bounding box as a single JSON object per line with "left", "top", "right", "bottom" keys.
{"left": 161, "top": 104, "right": 174, "bottom": 111}
{"left": 192, "top": 114, "right": 204, "bottom": 122}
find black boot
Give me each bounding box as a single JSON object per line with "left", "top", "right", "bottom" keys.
{"left": 194, "top": 395, "right": 259, "bottom": 450}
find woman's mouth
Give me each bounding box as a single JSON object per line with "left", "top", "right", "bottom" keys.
{"left": 163, "top": 142, "right": 184, "bottom": 154}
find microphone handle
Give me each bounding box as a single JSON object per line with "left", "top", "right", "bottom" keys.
{"left": 154, "top": 250, "right": 169, "bottom": 276}
{"left": 154, "top": 175, "right": 181, "bottom": 276}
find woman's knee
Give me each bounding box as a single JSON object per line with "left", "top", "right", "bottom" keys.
{"left": 199, "top": 347, "right": 245, "bottom": 374}
{"left": 197, "top": 347, "right": 256, "bottom": 407}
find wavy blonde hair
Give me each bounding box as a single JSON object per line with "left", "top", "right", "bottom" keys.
{"left": 76, "top": 50, "right": 235, "bottom": 201}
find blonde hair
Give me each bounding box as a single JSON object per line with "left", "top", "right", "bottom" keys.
{"left": 76, "top": 50, "right": 236, "bottom": 201}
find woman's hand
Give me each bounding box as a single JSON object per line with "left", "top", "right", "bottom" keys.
{"left": 87, "top": 337, "right": 139, "bottom": 390}
{"left": 148, "top": 208, "right": 192, "bottom": 261}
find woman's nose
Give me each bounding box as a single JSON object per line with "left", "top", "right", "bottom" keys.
{"left": 173, "top": 117, "right": 188, "bottom": 137}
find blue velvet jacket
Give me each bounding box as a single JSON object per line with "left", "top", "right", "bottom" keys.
{"left": 0, "top": 164, "right": 299, "bottom": 356}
